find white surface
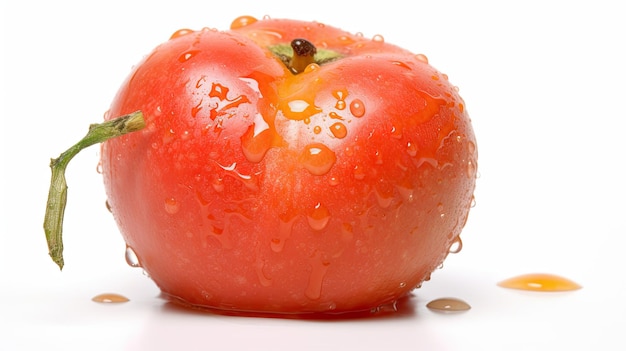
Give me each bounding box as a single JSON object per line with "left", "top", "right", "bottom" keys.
{"left": 2, "top": 1, "right": 625, "bottom": 350}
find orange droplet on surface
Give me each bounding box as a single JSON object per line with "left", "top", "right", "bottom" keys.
{"left": 170, "top": 28, "right": 194, "bottom": 40}
{"left": 307, "top": 203, "right": 331, "bottom": 231}
{"left": 330, "top": 122, "right": 347, "bottom": 139}
{"left": 300, "top": 143, "right": 337, "bottom": 176}
{"left": 92, "top": 293, "right": 130, "bottom": 303}
{"left": 230, "top": 15, "right": 258, "bottom": 29}
{"left": 497, "top": 273, "right": 582, "bottom": 292}
{"left": 349, "top": 99, "right": 366, "bottom": 117}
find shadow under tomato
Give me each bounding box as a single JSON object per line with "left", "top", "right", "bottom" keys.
{"left": 158, "top": 292, "right": 419, "bottom": 322}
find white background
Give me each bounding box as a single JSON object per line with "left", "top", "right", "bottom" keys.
{"left": 2, "top": 1, "right": 625, "bottom": 350}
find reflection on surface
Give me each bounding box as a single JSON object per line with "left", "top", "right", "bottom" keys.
{"left": 158, "top": 292, "right": 419, "bottom": 321}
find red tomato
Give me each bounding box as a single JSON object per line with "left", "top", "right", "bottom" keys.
{"left": 101, "top": 16, "right": 478, "bottom": 315}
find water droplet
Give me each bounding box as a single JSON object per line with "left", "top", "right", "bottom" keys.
{"left": 230, "top": 15, "right": 258, "bottom": 29}
{"left": 330, "top": 122, "right": 347, "bottom": 139}
{"left": 307, "top": 203, "right": 331, "bottom": 231}
{"left": 328, "top": 111, "right": 344, "bottom": 120}
{"left": 283, "top": 99, "right": 322, "bottom": 121}
{"left": 467, "top": 159, "right": 477, "bottom": 179}
{"left": 169, "top": 28, "right": 194, "bottom": 40}
{"left": 498, "top": 273, "right": 582, "bottom": 292}
{"left": 335, "top": 100, "right": 346, "bottom": 110}
{"left": 353, "top": 165, "right": 366, "bottom": 180}
{"left": 349, "top": 99, "right": 366, "bottom": 117}
{"left": 255, "top": 258, "right": 272, "bottom": 287}
{"left": 372, "top": 34, "right": 385, "bottom": 43}
{"left": 427, "top": 298, "right": 471, "bottom": 312}
{"left": 125, "top": 245, "right": 141, "bottom": 268}
{"left": 300, "top": 143, "right": 337, "bottom": 176}
{"left": 305, "top": 251, "right": 331, "bottom": 300}
{"left": 92, "top": 293, "right": 129, "bottom": 303}
{"left": 448, "top": 236, "right": 463, "bottom": 254}
{"left": 211, "top": 177, "right": 224, "bottom": 193}
{"left": 467, "top": 140, "right": 477, "bottom": 156}
{"left": 390, "top": 125, "right": 402, "bottom": 139}
{"left": 391, "top": 61, "right": 411, "bottom": 70}
{"left": 164, "top": 197, "right": 180, "bottom": 214}
{"left": 406, "top": 141, "right": 418, "bottom": 157}
{"left": 178, "top": 50, "right": 200, "bottom": 62}
{"left": 271, "top": 215, "right": 297, "bottom": 253}
{"left": 415, "top": 54, "right": 429, "bottom": 63}
{"left": 241, "top": 114, "right": 273, "bottom": 163}
{"left": 313, "top": 125, "right": 322, "bottom": 134}
{"left": 304, "top": 63, "right": 320, "bottom": 73}
{"left": 375, "top": 150, "right": 383, "bottom": 164}
{"left": 328, "top": 176, "right": 340, "bottom": 186}
{"left": 371, "top": 300, "right": 398, "bottom": 313}
{"left": 399, "top": 282, "right": 407, "bottom": 288}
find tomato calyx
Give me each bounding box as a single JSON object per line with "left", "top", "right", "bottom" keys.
{"left": 43, "top": 111, "right": 146, "bottom": 270}
{"left": 270, "top": 38, "right": 342, "bottom": 74}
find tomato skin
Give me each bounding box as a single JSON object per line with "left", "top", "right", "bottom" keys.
{"left": 102, "top": 18, "right": 477, "bottom": 314}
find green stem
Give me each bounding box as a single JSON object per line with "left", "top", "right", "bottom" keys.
{"left": 44, "top": 110, "right": 145, "bottom": 270}
{"left": 269, "top": 39, "right": 342, "bottom": 74}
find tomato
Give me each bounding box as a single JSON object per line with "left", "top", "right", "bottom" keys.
{"left": 100, "top": 16, "right": 478, "bottom": 315}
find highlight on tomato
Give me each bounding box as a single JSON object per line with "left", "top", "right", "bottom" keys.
{"left": 44, "top": 15, "right": 478, "bottom": 316}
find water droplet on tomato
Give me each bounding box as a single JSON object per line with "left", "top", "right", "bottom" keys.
{"left": 427, "top": 298, "right": 470, "bottom": 312}
{"left": 349, "top": 99, "right": 366, "bottom": 117}
{"left": 372, "top": 34, "right": 385, "bottom": 43}
{"left": 448, "top": 236, "right": 463, "bottom": 254}
{"left": 335, "top": 100, "right": 346, "bottom": 110}
{"left": 271, "top": 215, "right": 297, "bottom": 253}
{"left": 230, "top": 15, "right": 258, "bottom": 29}
{"left": 371, "top": 300, "right": 398, "bottom": 313}
{"left": 328, "top": 111, "right": 344, "bottom": 120}
{"left": 415, "top": 54, "right": 429, "bottom": 63}
{"left": 330, "top": 122, "right": 347, "bottom": 139}
{"left": 241, "top": 114, "right": 273, "bottom": 163}
{"left": 304, "top": 63, "right": 320, "bottom": 73}
{"left": 313, "top": 125, "right": 322, "bottom": 134}
{"left": 300, "top": 143, "right": 336, "bottom": 176}
{"left": 170, "top": 28, "right": 194, "bottom": 40}
{"left": 497, "top": 273, "right": 582, "bottom": 292}
{"left": 391, "top": 61, "right": 412, "bottom": 70}
{"left": 305, "top": 251, "right": 331, "bottom": 300}
{"left": 467, "top": 159, "right": 477, "bottom": 179}
{"left": 164, "top": 197, "right": 180, "bottom": 214}
{"left": 125, "top": 245, "right": 141, "bottom": 268}
{"left": 282, "top": 99, "right": 322, "bottom": 121}
{"left": 92, "top": 293, "right": 129, "bottom": 303}
{"left": 211, "top": 177, "right": 224, "bottom": 193}
{"left": 307, "top": 203, "right": 331, "bottom": 231}
{"left": 390, "top": 125, "right": 402, "bottom": 139}
{"left": 374, "top": 189, "right": 394, "bottom": 208}
{"left": 395, "top": 185, "right": 414, "bottom": 203}
{"left": 329, "top": 176, "right": 340, "bottom": 186}
{"left": 353, "top": 165, "right": 366, "bottom": 180}
{"left": 406, "top": 141, "right": 418, "bottom": 157}
{"left": 468, "top": 140, "right": 477, "bottom": 156}
{"left": 375, "top": 150, "right": 384, "bottom": 165}
{"left": 178, "top": 50, "right": 200, "bottom": 62}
